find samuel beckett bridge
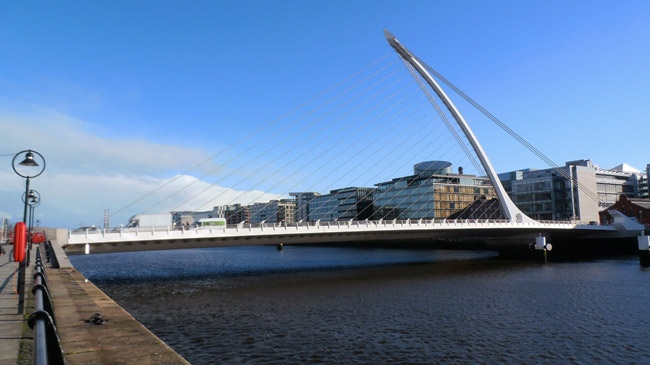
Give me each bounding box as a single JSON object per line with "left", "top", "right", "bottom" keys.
{"left": 63, "top": 30, "right": 647, "bottom": 257}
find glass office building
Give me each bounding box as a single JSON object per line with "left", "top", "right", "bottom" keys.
{"left": 373, "top": 161, "right": 496, "bottom": 220}
{"left": 499, "top": 159, "right": 645, "bottom": 222}
{"left": 289, "top": 192, "right": 321, "bottom": 222}
{"left": 308, "top": 187, "right": 374, "bottom": 222}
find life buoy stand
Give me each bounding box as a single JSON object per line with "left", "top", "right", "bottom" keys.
{"left": 14, "top": 222, "right": 26, "bottom": 262}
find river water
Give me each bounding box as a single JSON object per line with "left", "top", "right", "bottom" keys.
{"left": 69, "top": 246, "right": 650, "bottom": 364}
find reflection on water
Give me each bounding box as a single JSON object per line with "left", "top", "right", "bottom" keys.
{"left": 70, "top": 246, "right": 650, "bottom": 364}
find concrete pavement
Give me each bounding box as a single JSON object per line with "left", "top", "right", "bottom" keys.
{"left": 48, "top": 260, "right": 189, "bottom": 364}
{"left": 0, "top": 243, "right": 33, "bottom": 365}
{"left": 2, "top": 239, "right": 189, "bottom": 364}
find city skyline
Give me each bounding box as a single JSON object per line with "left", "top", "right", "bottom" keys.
{"left": 1, "top": 1, "right": 649, "bottom": 228}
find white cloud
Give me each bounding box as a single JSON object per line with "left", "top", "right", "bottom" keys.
{"left": 1, "top": 171, "right": 284, "bottom": 229}
{"left": 0, "top": 108, "right": 217, "bottom": 176}
{"left": 0, "top": 108, "right": 285, "bottom": 228}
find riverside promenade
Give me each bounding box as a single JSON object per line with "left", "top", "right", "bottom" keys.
{"left": 0, "top": 242, "right": 33, "bottom": 365}
{"left": 1, "top": 238, "right": 189, "bottom": 364}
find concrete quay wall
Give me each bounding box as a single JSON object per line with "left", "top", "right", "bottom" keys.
{"left": 46, "top": 240, "right": 189, "bottom": 364}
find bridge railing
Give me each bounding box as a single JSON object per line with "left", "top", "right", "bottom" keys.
{"left": 67, "top": 218, "right": 594, "bottom": 244}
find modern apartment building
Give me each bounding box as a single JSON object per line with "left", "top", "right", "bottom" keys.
{"left": 249, "top": 199, "right": 296, "bottom": 224}
{"left": 222, "top": 204, "right": 250, "bottom": 224}
{"left": 641, "top": 164, "right": 650, "bottom": 199}
{"left": 289, "top": 192, "right": 321, "bottom": 222}
{"left": 373, "top": 161, "right": 496, "bottom": 220}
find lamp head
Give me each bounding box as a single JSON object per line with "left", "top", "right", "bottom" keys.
{"left": 19, "top": 151, "right": 39, "bottom": 167}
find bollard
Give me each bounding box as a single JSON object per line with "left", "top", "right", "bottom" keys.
{"left": 638, "top": 235, "right": 650, "bottom": 267}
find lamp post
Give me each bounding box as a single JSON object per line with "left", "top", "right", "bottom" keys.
{"left": 30, "top": 192, "right": 41, "bottom": 243}
{"left": 23, "top": 189, "right": 41, "bottom": 263}
{"left": 12, "top": 149, "right": 46, "bottom": 314}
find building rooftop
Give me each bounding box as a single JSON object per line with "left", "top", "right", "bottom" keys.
{"left": 629, "top": 198, "right": 650, "bottom": 209}
{"left": 611, "top": 163, "right": 641, "bottom": 173}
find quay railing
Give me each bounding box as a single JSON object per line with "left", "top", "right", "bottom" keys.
{"left": 28, "top": 245, "right": 65, "bottom": 364}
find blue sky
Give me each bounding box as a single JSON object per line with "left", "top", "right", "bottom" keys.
{"left": 1, "top": 0, "right": 649, "bottom": 228}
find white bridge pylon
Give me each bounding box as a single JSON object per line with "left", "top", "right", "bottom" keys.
{"left": 384, "top": 29, "right": 534, "bottom": 224}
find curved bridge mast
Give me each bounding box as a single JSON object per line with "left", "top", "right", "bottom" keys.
{"left": 384, "top": 29, "right": 534, "bottom": 224}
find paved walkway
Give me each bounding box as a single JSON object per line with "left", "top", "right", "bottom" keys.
{"left": 2, "top": 240, "right": 188, "bottom": 364}
{"left": 0, "top": 243, "right": 32, "bottom": 365}
{"left": 50, "top": 266, "right": 189, "bottom": 364}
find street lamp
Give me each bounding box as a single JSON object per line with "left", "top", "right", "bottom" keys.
{"left": 23, "top": 189, "right": 41, "bottom": 258}
{"left": 12, "top": 149, "right": 45, "bottom": 314}
{"left": 13, "top": 150, "right": 46, "bottom": 222}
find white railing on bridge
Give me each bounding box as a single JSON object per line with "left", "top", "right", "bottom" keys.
{"left": 67, "top": 218, "right": 605, "bottom": 244}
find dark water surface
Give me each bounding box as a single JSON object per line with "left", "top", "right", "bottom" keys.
{"left": 70, "top": 246, "right": 650, "bottom": 364}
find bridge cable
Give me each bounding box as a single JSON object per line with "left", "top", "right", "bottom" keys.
{"left": 292, "top": 103, "right": 436, "bottom": 222}
{"left": 413, "top": 134, "right": 505, "bottom": 221}
{"left": 328, "top": 73, "right": 492, "bottom": 222}
{"left": 399, "top": 55, "right": 486, "bottom": 177}
{"left": 176, "top": 66, "right": 404, "bottom": 213}
{"left": 315, "top": 121, "right": 447, "bottom": 222}
{"left": 365, "top": 55, "right": 500, "bottom": 221}
{"left": 334, "top": 108, "right": 464, "bottom": 221}
{"left": 107, "top": 53, "right": 393, "bottom": 221}
{"left": 420, "top": 60, "right": 603, "bottom": 206}
{"left": 244, "top": 84, "right": 428, "bottom": 223}
{"left": 373, "top": 136, "right": 474, "bottom": 221}
{"left": 156, "top": 60, "right": 399, "bottom": 213}
{"left": 144, "top": 58, "right": 400, "bottom": 214}
{"left": 238, "top": 82, "right": 423, "bottom": 221}
{"left": 215, "top": 74, "right": 418, "bottom": 217}
{"left": 363, "top": 97, "right": 503, "bottom": 222}
{"left": 303, "top": 62, "right": 458, "bottom": 222}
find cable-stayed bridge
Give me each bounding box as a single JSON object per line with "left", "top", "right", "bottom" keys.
{"left": 63, "top": 30, "right": 646, "bottom": 256}
{"left": 64, "top": 214, "right": 641, "bottom": 255}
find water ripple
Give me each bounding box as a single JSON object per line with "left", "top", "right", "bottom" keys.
{"left": 71, "top": 247, "right": 650, "bottom": 364}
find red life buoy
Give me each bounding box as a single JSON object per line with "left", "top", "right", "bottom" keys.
{"left": 14, "top": 222, "right": 26, "bottom": 262}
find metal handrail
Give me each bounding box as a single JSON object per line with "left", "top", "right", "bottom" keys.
{"left": 28, "top": 246, "right": 65, "bottom": 364}
{"left": 69, "top": 217, "right": 591, "bottom": 238}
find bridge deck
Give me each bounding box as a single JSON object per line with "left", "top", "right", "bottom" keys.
{"left": 65, "top": 219, "right": 618, "bottom": 255}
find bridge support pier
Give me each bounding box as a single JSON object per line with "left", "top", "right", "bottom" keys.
{"left": 638, "top": 235, "right": 650, "bottom": 267}
{"left": 533, "top": 236, "right": 551, "bottom": 264}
